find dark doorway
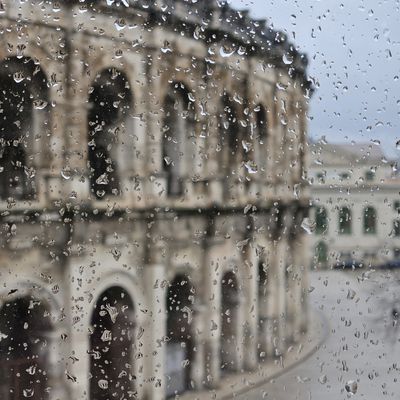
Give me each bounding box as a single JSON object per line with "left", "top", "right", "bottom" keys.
{"left": 220, "top": 271, "right": 240, "bottom": 372}
{"left": 89, "top": 287, "right": 135, "bottom": 400}
{"left": 0, "top": 297, "right": 52, "bottom": 400}
{"left": 165, "top": 274, "right": 195, "bottom": 398}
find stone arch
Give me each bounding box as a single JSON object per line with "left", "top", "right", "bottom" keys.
{"left": 162, "top": 81, "right": 195, "bottom": 197}
{"left": 165, "top": 273, "right": 196, "bottom": 398}
{"left": 0, "top": 276, "right": 62, "bottom": 322}
{"left": 220, "top": 270, "right": 241, "bottom": 372}
{"left": 89, "top": 286, "right": 136, "bottom": 400}
{"left": 0, "top": 56, "right": 50, "bottom": 200}
{"left": 84, "top": 271, "right": 145, "bottom": 329}
{"left": 87, "top": 67, "right": 133, "bottom": 199}
{"left": 0, "top": 296, "right": 53, "bottom": 400}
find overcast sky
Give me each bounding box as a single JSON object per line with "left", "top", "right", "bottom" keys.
{"left": 230, "top": 0, "right": 400, "bottom": 158}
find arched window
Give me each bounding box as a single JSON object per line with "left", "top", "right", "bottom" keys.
{"left": 163, "top": 83, "right": 194, "bottom": 197}
{"left": 315, "top": 206, "right": 328, "bottom": 234}
{"left": 315, "top": 241, "right": 328, "bottom": 264}
{"left": 363, "top": 206, "right": 377, "bottom": 234}
{"left": 0, "top": 57, "right": 49, "bottom": 200}
{"left": 254, "top": 104, "right": 268, "bottom": 172}
{"left": 338, "top": 206, "right": 352, "bottom": 234}
{"left": 88, "top": 68, "right": 132, "bottom": 199}
{"left": 219, "top": 93, "right": 241, "bottom": 175}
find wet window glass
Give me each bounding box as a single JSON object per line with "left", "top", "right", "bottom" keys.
{"left": 0, "top": 1, "right": 398, "bottom": 400}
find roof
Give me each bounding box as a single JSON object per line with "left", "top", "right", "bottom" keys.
{"left": 310, "top": 141, "right": 387, "bottom": 167}
{"left": 88, "top": 0, "right": 312, "bottom": 90}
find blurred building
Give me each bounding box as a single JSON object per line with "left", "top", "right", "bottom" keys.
{"left": 0, "top": 1, "right": 311, "bottom": 399}
{"left": 310, "top": 141, "right": 400, "bottom": 268}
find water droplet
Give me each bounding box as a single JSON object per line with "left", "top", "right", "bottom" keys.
{"left": 345, "top": 380, "right": 358, "bottom": 395}
{"left": 237, "top": 46, "right": 246, "bottom": 56}
{"left": 193, "top": 26, "right": 201, "bottom": 40}
{"left": 181, "top": 359, "right": 190, "bottom": 368}
{"left": 301, "top": 218, "right": 316, "bottom": 234}
{"left": 98, "top": 379, "right": 109, "bottom": 390}
{"left": 96, "top": 173, "right": 109, "bottom": 185}
{"left": 26, "top": 365, "right": 36, "bottom": 375}
{"left": 293, "top": 183, "right": 300, "bottom": 199}
{"left": 219, "top": 46, "right": 235, "bottom": 58}
{"left": 33, "top": 99, "right": 48, "bottom": 110}
{"left": 347, "top": 289, "right": 356, "bottom": 300}
{"left": 283, "top": 52, "right": 294, "bottom": 65}
{"left": 13, "top": 71, "right": 24, "bottom": 83}
{"left": 245, "top": 161, "right": 258, "bottom": 174}
{"left": 236, "top": 238, "right": 250, "bottom": 251}
{"left": 61, "top": 167, "right": 72, "bottom": 180}
{"left": 101, "top": 330, "right": 112, "bottom": 342}
{"left": 164, "top": 156, "right": 172, "bottom": 166}
{"left": 161, "top": 41, "right": 172, "bottom": 54}
{"left": 114, "top": 18, "right": 126, "bottom": 31}
{"left": 111, "top": 247, "right": 121, "bottom": 261}
{"left": 23, "top": 388, "right": 34, "bottom": 397}
{"left": 105, "top": 303, "right": 119, "bottom": 323}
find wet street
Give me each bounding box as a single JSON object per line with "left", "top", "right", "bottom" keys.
{"left": 237, "top": 269, "right": 400, "bottom": 399}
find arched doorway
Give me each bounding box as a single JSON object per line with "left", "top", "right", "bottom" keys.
{"left": 165, "top": 274, "right": 196, "bottom": 398}
{"left": 220, "top": 271, "right": 240, "bottom": 372}
{"left": 89, "top": 287, "right": 135, "bottom": 400}
{"left": 0, "top": 297, "right": 53, "bottom": 400}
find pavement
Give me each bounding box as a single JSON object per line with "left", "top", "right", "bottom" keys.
{"left": 180, "top": 269, "right": 400, "bottom": 399}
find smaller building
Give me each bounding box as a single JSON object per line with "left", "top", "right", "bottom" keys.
{"left": 310, "top": 141, "right": 400, "bottom": 268}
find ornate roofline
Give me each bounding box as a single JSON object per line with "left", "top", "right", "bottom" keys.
{"left": 74, "top": 0, "right": 313, "bottom": 92}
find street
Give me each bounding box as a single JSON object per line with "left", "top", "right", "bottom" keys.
{"left": 237, "top": 269, "right": 400, "bottom": 399}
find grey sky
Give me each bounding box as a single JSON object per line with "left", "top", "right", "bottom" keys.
{"left": 230, "top": 0, "right": 400, "bottom": 158}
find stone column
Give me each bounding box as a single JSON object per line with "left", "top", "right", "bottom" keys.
{"left": 257, "top": 239, "right": 272, "bottom": 360}
{"left": 298, "top": 232, "right": 310, "bottom": 333}
{"left": 190, "top": 304, "right": 206, "bottom": 390}
{"left": 202, "top": 238, "right": 222, "bottom": 388}
{"left": 144, "top": 43, "right": 166, "bottom": 200}
{"left": 267, "top": 208, "right": 287, "bottom": 356}
{"left": 275, "top": 234, "right": 288, "bottom": 354}
{"left": 142, "top": 259, "right": 167, "bottom": 400}
{"left": 65, "top": 260, "right": 91, "bottom": 400}
{"left": 285, "top": 244, "right": 296, "bottom": 344}
{"left": 242, "top": 241, "right": 258, "bottom": 370}
{"left": 46, "top": 329, "right": 68, "bottom": 400}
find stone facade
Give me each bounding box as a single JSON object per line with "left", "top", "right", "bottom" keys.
{"left": 310, "top": 141, "right": 400, "bottom": 268}
{"left": 0, "top": 1, "right": 311, "bottom": 399}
